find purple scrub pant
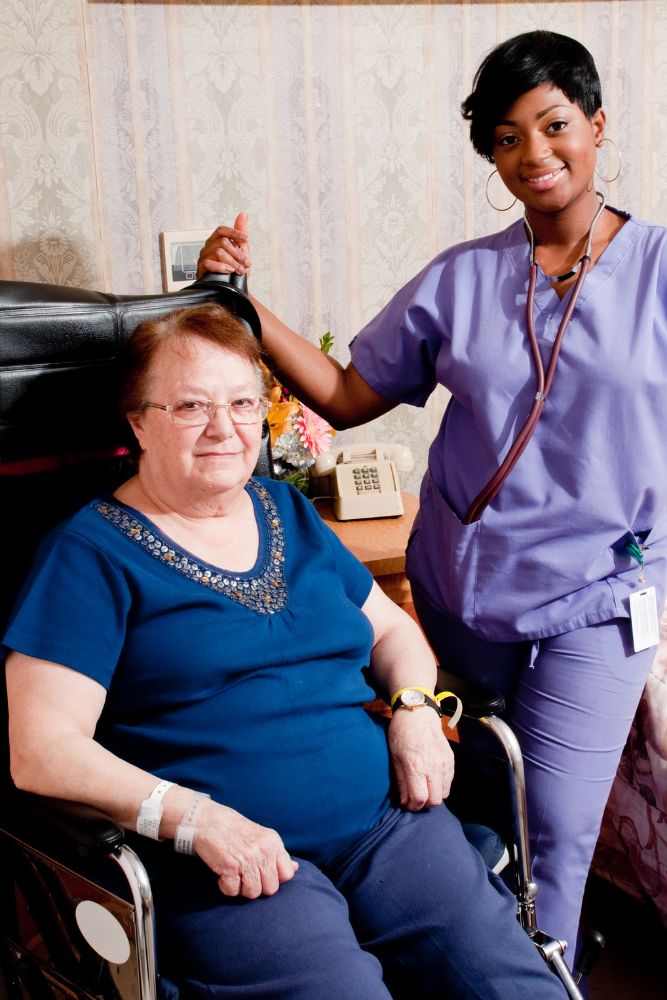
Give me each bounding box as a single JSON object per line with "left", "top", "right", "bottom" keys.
{"left": 152, "top": 804, "right": 567, "bottom": 999}
{"left": 412, "top": 591, "right": 655, "bottom": 968}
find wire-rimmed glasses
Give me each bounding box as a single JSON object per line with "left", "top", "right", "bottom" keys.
{"left": 142, "top": 397, "right": 269, "bottom": 426}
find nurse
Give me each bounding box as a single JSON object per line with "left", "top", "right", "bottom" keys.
{"left": 198, "top": 30, "right": 667, "bottom": 963}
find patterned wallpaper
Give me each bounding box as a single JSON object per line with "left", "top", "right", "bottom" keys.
{"left": 1, "top": 0, "right": 667, "bottom": 490}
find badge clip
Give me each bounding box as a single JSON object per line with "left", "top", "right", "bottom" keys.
{"left": 625, "top": 538, "right": 646, "bottom": 585}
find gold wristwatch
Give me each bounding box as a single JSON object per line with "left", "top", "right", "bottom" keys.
{"left": 391, "top": 688, "right": 442, "bottom": 717}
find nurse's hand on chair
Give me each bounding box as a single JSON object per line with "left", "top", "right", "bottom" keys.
{"left": 197, "top": 212, "right": 252, "bottom": 278}
{"left": 388, "top": 708, "right": 455, "bottom": 811}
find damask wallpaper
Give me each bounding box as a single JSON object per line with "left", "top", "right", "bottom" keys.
{"left": 1, "top": 0, "right": 667, "bottom": 488}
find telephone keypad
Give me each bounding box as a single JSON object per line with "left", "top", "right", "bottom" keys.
{"left": 325, "top": 454, "right": 404, "bottom": 520}
{"left": 353, "top": 464, "right": 383, "bottom": 494}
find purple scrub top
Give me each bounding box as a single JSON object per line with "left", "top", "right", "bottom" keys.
{"left": 350, "top": 213, "right": 667, "bottom": 640}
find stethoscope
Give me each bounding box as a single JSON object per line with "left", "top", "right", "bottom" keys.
{"left": 463, "top": 191, "right": 607, "bottom": 524}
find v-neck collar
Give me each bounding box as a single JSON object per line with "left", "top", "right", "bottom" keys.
{"left": 95, "top": 478, "right": 288, "bottom": 614}
{"left": 505, "top": 208, "right": 635, "bottom": 320}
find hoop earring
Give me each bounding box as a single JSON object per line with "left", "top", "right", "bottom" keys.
{"left": 485, "top": 169, "right": 517, "bottom": 212}
{"left": 595, "top": 137, "right": 622, "bottom": 184}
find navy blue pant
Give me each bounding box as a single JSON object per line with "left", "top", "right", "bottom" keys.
{"left": 413, "top": 592, "right": 654, "bottom": 967}
{"left": 153, "top": 804, "right": 566, "bottom": 999}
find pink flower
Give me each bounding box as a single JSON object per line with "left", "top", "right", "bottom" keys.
{"left": 294, "top": 405, "right": 334, "bottom": 458}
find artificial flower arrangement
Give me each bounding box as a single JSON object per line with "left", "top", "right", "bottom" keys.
{"left": 267, "top": 332, "right": 336, "bottom": 493}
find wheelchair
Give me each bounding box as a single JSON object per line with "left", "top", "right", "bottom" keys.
{"left": 0, "top": 274, "right": 591, "bottom": 999}
{"left": 433, "top": 673, "right": 604, "bottom": 997}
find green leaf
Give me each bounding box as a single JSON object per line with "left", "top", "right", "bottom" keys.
{"left": 319, "top": 331, "right": 334, "bottom": 355}
{"left": 278, "top": 468, "right": 310, "bottom": 494}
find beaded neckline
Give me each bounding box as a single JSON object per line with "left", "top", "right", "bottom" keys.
{"left": 93, "top": 478, "right": 287, "bottom": 615}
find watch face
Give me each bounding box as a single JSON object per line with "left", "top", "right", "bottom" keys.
{"left": 401, "top": 689, "right": 426, "bottom": 707}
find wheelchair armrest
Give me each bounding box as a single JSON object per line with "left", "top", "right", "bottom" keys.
{"left": 0, "top": 786, "right": 125, "bottom": 860}
{"left": 436, "top": 667, "right": 505, "bottom": 718}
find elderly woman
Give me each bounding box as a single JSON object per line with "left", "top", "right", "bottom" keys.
{"left": 3, "top": 302, "right": 565, "bottom": 999}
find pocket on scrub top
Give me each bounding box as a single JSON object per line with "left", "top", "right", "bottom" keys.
{"left": 606, "top": 511, "right": 667, "bottom": 621}
{"left": 406, "top": 471, "right": 481, "bottom": 625}
{"left": 639, "top": 510, "right": 667, "bottom": 552}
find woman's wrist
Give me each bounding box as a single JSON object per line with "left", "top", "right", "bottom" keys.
{"left": 389, "top": 686, "right": 463, "bottom": 729}
{"left": 174, "top": 791, "right": 211, "bottom": 855}
{"left": 390, "top": 686, "right": 440, "bottom": 717}
{"left": 134, "top": 782, "right": 213, "bottom": 847}
{"left": 136, "top": 779, "right": 176, "bottom": 840}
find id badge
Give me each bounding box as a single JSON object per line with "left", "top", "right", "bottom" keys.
{"left": 629, "top": 586, "right": 660, "bottom": 652}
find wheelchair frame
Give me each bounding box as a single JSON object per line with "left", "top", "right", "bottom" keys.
{"left": 438, "top": 668, "right": 590, "bottom": 999}
{"left": 0, "top": 711, "right": 587, "bottom": 1000}
{"left": 0, "top": 795, "right": 155, "bottom": 999}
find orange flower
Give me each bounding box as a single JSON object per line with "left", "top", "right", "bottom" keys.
{"left": 269, "top": 384, "right": 283, "bottom": 407}
{"left": 267, "top": 399, "right": 300, "bottom": 444}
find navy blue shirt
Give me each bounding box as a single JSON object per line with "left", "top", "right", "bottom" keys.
{"left": 3, "top": 478, "right": 391, "bottom": 866}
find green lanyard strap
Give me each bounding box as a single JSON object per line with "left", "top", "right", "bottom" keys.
{"left": 625, "top": 539, "right": 644, "bottom": 566}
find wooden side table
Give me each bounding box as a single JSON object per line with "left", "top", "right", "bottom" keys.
{"left": 313, "top": 493, "right": 419, "bottom": 612}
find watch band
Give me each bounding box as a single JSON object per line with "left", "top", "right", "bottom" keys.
{"left": 390, "top": 687, "right": 442, "bottom": 717}
{"left": 136, "top": 779, "right": 174, "bottom": 840}
{"left": 436, "top": 689, "right": 464, "bottom": 730}
{"left": 389, "top": 687, "right": 463, "bottom": 727}
{"left": 390, "top": 686, "right": 435, "bottom": 709}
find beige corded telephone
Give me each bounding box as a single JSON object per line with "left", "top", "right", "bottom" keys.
{"left": 311, "top": 443, "right": 414, "bottom": 520}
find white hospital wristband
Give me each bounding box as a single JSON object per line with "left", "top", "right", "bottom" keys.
{"left": 136, "top": 780, "right": 175, "bottom": 840}
{"left": 174, "top": 792, "right": 211, "bottom": 855}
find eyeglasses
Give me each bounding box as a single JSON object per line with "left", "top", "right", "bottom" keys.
{"left": 142, "top": 397, "right": 269, "bottom": 426}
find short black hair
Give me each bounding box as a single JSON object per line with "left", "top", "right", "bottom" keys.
{"left": 461, "top": 31, "right": 602, "bottom": 162}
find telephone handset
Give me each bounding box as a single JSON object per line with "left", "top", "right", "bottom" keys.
{"left": 311, "top": 442, "right": 414, "bottom": 520}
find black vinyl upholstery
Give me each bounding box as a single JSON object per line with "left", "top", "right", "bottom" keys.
{"left": 0, "top": 273, "right": 264, "bottom": 463}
